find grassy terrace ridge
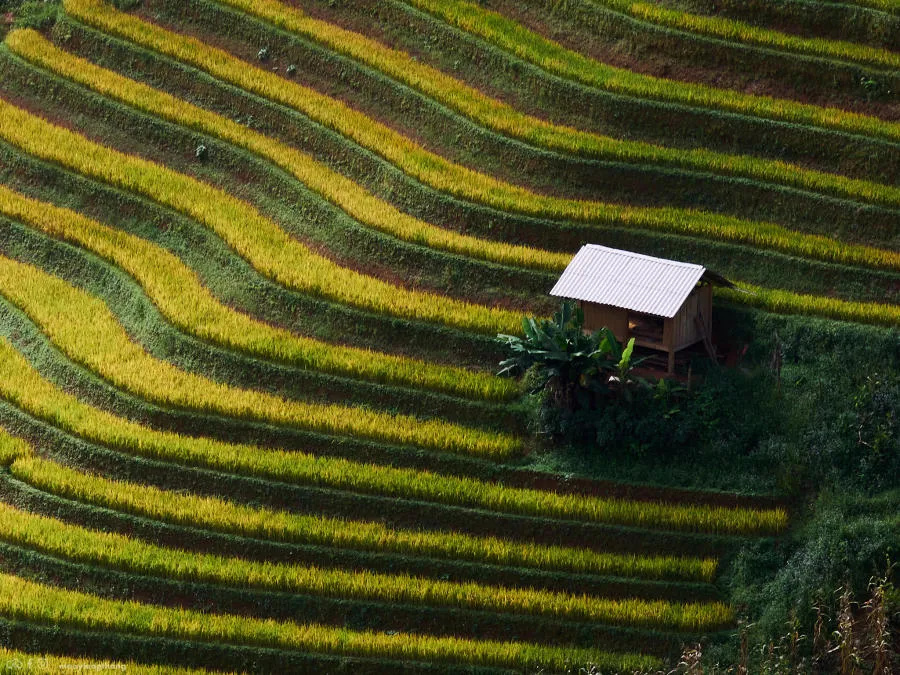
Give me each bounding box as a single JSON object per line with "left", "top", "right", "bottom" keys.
{"left": 2, "top": 114, "right": 897, "bottom": 330}
{"left": 0, "top": 467, "right": 730, "bottom": 601}
{"left": 0, "top": 647, "right": 225, "bottom": 674}
{"left": 170, "top": 0, "right": 900, "bottom": 209}
{"left": 834, "top": 0, "right": 900, "bottom": 14}
{"left": 0, "top": 180, "right": 514, "bottom": 403}
{"left": 3, "top": 87, "right": 898, "bottom": 331}
{"left": 0, "top": 252, "right": 520, "bottom": 459}
{"left": 0, "top": 542, "right": 716, "bottom": 659}
{"left": 0, "top": 499, "right": 732, "bottom": 630}
{"left": 0, "top": 116, "right": 527, "bottom": 340}
{"left": 0, "top": 341, "right": 788, "bottom": 534}
{"left": 573, "top": 0, "right": 900, "bottom": 60}
{"left": 0, "top": 236, "right": 514, "bottom": 440}
{"left": 55, "top": 2, "right": 900, "bottom": 273}
{"left": 0, "top": 149, "right": 507, "bottom": 370}
{"left": 402, "top": 0, "right": 900, "bottom": 142}
{"left": 0, "top": 541, "right": 701, "bottom": 659}
{"left": 0, "top": 48, "right": 561, "bottom": 319}
{"left": 0, "top": 406, "right": 774, "bottom": 555}
{"left": 586, "top": 0, "right": 900, "bottom": 69}
{"left": 2, "top": 70, "right": 897, "bottom": 333}
{"left": 0, "top": 440, "right": 718, "bottom": 582}
{"left": 5, "top": 43, "right": 900, "bottom": 329}
{"left": 717, "top": 282, "right": 900, "bottom": 326}
{"left": 0, "top": 573, "right": 660, "bottom": 672}
{"left": 0, "top": 237, "right": 518, "bottom": 437}
{"left": 4, "top": 30, "right": 568, "bottom": 272}
{"left": 45, "top": 8, "right": 900, "bottom": 242}
{"left": 339, "top": 0, "right": 900, "bottom": 181}
{"left": 0, "top": 98, "right": 524, "bottom": 338}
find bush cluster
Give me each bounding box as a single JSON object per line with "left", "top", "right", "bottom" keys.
{"left": 724, "top": 489, "right": 897, "bottom": 666}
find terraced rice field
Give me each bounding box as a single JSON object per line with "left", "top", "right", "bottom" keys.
{"left": 0, "top": 0, "right": 894, "bottom": 671}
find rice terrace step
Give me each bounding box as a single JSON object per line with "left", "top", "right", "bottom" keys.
{"left": 0, "top": 0, "right": 895, "bottom": 673}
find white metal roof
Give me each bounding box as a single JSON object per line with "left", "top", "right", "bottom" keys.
{"left": 549, "top": 244, "right": 706, "bottom": 318}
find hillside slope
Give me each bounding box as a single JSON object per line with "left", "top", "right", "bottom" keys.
{"left": 0, "top": 0, "right": 896, "bottom": 671}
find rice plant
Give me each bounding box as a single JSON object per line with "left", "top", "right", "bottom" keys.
{"left": 0, "top": 648, "right": 220, "bottom": 675}
{"left": 56, "top": 2, "right": 900, "bottom": 271}
{"left": 402, "top": 0, "right": 900, "bottom": 142}
{"left": 208, "top": 0, "right": 900, "bottom": 209}
{"left": 0, "top": 572, "right": 661, "bottom": 672}
{"left": 3, "top": 450, "right": 718, "bottom": 582}
{"left": 0, "top": 501, "right": 732, "bottom": 629}
{"left": 6, "top": 37, "right": 899, "bottom": 327}
{"left": 0, "top": 253, "right": 521, "bottom": 458}
{"left": 0, "top": 99, "right": 525, "bottom": 336}
{"left": 626, "top": 2, "right": 900, "bottom": 70}
{"left": 5, "top": 29, "right": 572, "bottom": 273}
{"left": 0, "top": 182, "right": 516, "bottom": 401}
{"left": 0, "top": 343, "right": 788, "bottom": 534}
{"left": 724, "top": 283, "right": 900, "bottom": 327}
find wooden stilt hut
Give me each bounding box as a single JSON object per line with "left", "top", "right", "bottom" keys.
{"left": 550, "top": 245, "right": 733, "bottom": 374}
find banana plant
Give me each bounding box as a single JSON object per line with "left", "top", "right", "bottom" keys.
{"left": 498, "top": 303, "right": 645, "bottom": 409}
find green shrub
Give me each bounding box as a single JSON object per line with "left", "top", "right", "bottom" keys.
{"left": 498, "top": 303, "right": 644, "bottom": 409}
{"left": 13, "top": 0, "right": 58, "bottom": 28}
{"left": 762, "top": 353, "right": 900, "bottom": 492}
{"left": 849, "top": 374, "right": 900, "bottom": 486}
{"left": 528, "top": 357, "right": 784, "bottom": 458}
{"left": 726, "top": 490, "right": 898, "bottom": 645}
{"left": 523, "top": 308, "right": 899, "bottom": 497}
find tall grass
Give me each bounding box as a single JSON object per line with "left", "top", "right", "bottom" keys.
{"left": 6, "top": 29, "right": 571, "bottom": 272}
{"left": 725, "top": 282, "right": 900, "bottom": 326}
{"left": 0, "top": 431, "right": 28, "bottom": 466}
{"left": 58, "top": 0, "right": 900, "bottom": 272}
{"left": 816, "top": 0, "right": 899, "bottom": 14}
{"left": 403, "top": 0, "right": 900, "bottom": 142}
{"left": 0, "top": 501, "right": 732, "bottom": 629}
{"left": 4, "top": 451, "right": 718, "bottom": 582}
{"left": 210, "top": 0, "right": 900, "bottom": 209}
{"left": 0, "top": 648, "right": 221, "bottom": 675}
{"left": 0, "top": 338, "right": 788, "bottom": 534}
{"left": 626, "top": 2, "right": 900, "bottom": 70}
{"left": 0, "top": 102, "right": 524, "bottom": 338}
{"left": 0, "top": 253, "right": 519, "bottom": 458}
{"left": 0, "top": 572, "right": 660, "bottom": 672}
{"left": 0, "top": 182, "right": 515, "bottom": 401}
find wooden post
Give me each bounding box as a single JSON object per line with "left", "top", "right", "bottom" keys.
{"left": 664, "top": 317, "right": 675, "bottom": 375}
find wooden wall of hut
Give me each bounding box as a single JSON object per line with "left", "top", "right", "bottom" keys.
{"left": 580, "top": 302, "right": 628, "bottom": 339}
{"left": 672, "top": 285, "right": 712, "bottom": 351}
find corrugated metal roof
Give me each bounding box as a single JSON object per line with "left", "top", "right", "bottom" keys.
{"left": 549, "top": 245, "right": 706, "bottom": 318}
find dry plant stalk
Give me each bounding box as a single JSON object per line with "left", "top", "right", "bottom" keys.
{"left": 836, "top": 586, "right": 863, "bottom": 675}
{"left": 862, "top": 573, "right": 893, "bottom": 675}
